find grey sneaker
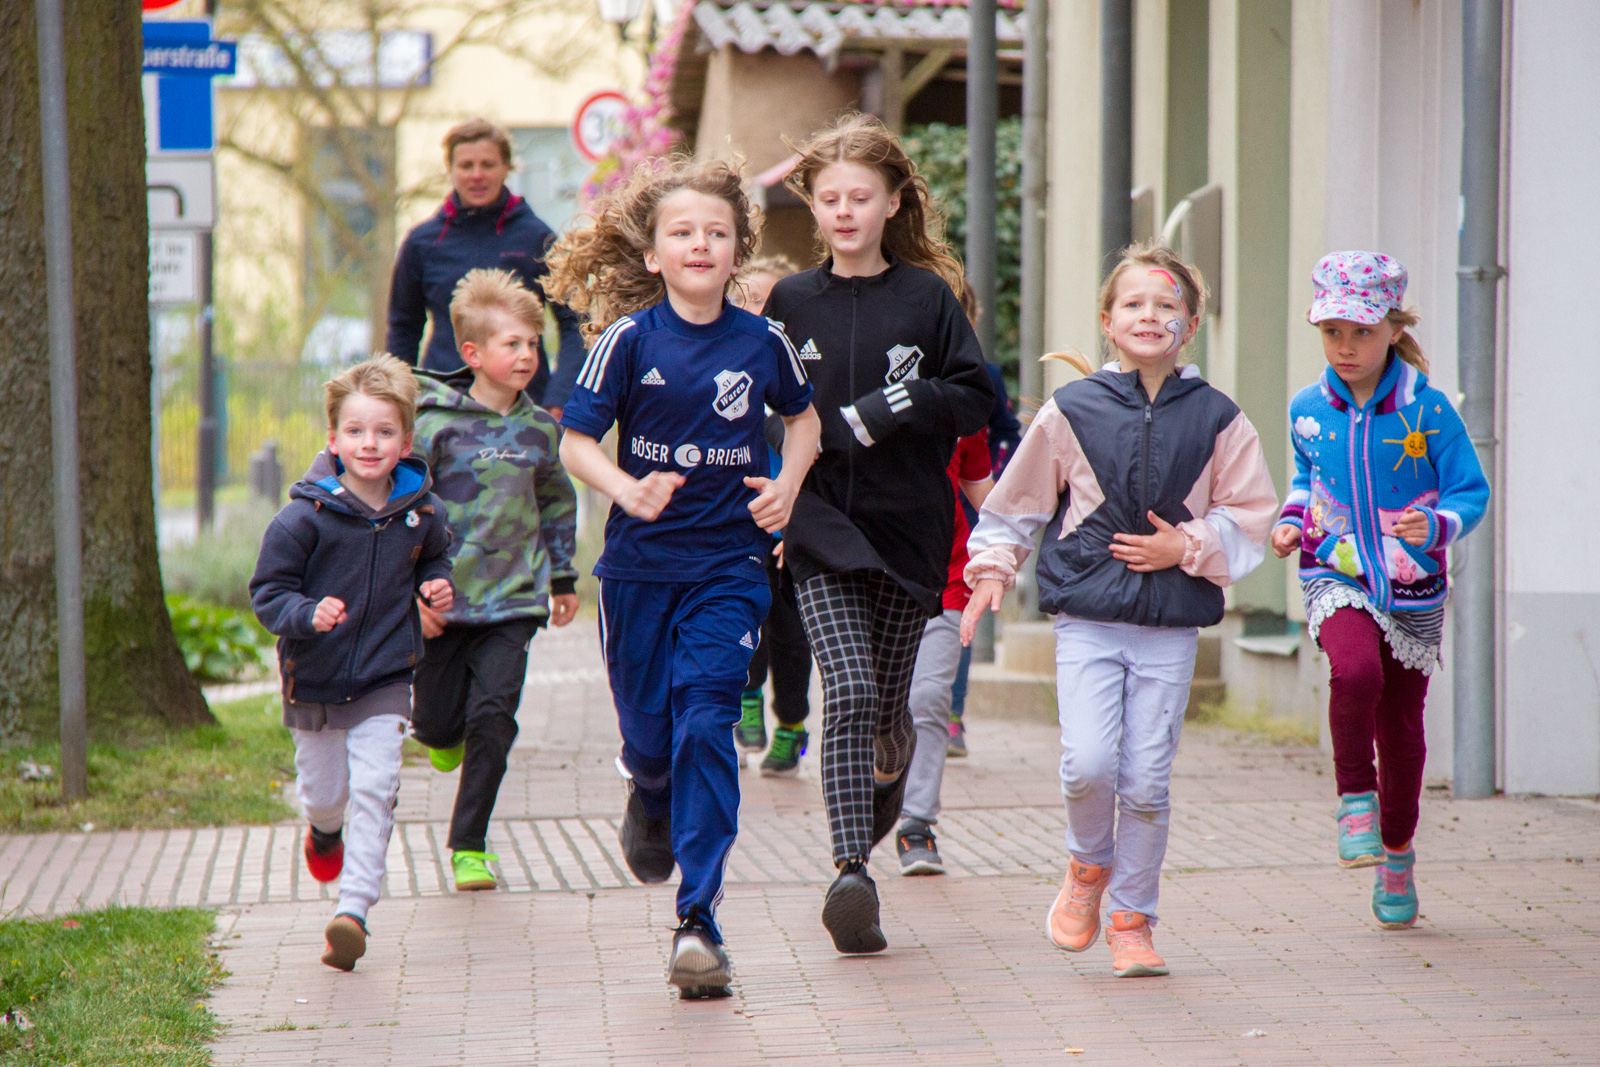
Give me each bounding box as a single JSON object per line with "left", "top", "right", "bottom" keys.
{"left": 896, "top": 818, "right": 945, "bottom": 876}
{"left": 668, "top": 914, "right": 732, "bottom": 999}
{"left": 619, "top": 779, "right": 674, "bottom": 884}
{"left": 821, "top": 860, "right": 888, "bottom": 954}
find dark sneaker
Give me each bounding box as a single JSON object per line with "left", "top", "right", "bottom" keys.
{"left": 822, "top": 860, "right": 888, "bottom": 954}
{"left": 735, "top": 690, "right": 767, "bottom": 751}
{"left": 759, "top": 725, "right": 809, "bottom": 778}
{"left": 946, "top": 719, "right": 968, "bottom": 758}
{"left": 321, "top": 913, "right": 367, "bottom": 971}
{"left": 896, "top": 818, "right": 945, "bottom": 876}
{"left": 619, "top": 781, "right": 674, "bottom": 884}
{"left": 304, "top": 825, "right": 343, "bottom": 883}
{"left": 871, "top": 768, "right": 909, "bottom": 851}
{"left": 668, "top": 913, "right": 732, "bottom": 999}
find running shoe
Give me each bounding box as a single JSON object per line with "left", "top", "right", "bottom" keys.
{"left": 1105, "top": 911, "right": 1168, "bottom": 977}
{"left": 321, "top": 913, "right": 368, "bottom": 972}
{"left": 870, "top": 768, "right": 908, "bottom": 850}
{"left": 429, "top": 742, "right": 465, "bottom": 773}
{"left": 896, "top": 818, "right": 945, "bottom": 876}
{"left": 1372, "top": 845, "right": 1419, "bottom": 929}
{"left": 1336, "top": 790, "right": 1385, "bottom": 868}
{"left": 303, "top": 825, "right": 343, "bottom": 883}
{"left": 946, "top": 718, "right": 968, "bottom": 758}
{"left": 668, "top": 912, "right": 732, "bottom": 999}
{"left": 735, "top": 690, "right": 767, "bottom": 752}
{"left": 618, "top": 780, "right": 674, "bottom": 883}
{"left": 451, "top": 850, "right": 499, "bottom": 892}
{"left": 1046, "top": 859, "right": 1110, "bottom": 951}
{"left": 759, "top": 725, "right": 808, "bottom": 777}
{"left": 822, "top": 859, "right": 887, "bottom": 954}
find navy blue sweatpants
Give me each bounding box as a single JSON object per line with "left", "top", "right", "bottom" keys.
{"left": 599, "top": 575, "right": 770, "bottom": 933}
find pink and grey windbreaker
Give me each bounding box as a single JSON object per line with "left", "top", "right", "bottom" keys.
{"left": 965, "top": 364, "right": 1279, "bottom": 628}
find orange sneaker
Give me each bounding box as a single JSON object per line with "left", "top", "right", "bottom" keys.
{"left": 1106, "top": 911, "right": 1168, "bottom": 977}
{"left": 1046, "top": 859, "right": 1110, "bottom": 951}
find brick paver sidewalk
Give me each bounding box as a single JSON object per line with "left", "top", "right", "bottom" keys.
{"left": 5, "top": 626, "right": 1597, "bottom": 1064}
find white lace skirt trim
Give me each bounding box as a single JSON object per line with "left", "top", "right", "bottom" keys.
{"left": 1303, "top": 582, "right": 1441, "bottom": 676}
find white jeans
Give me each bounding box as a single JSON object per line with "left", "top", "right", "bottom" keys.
{"left": 903, "top": 610, "right": 964, "bottom": 825}
{"left": 1054, "top": 616, "right": 1197, "bottom": 923}
{"left": 291, "top": 713, "right": 407, "bottom": 922}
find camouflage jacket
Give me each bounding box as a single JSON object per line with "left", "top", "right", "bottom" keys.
{"left": 412, "top": 369, "right": 578, "bottom": 625}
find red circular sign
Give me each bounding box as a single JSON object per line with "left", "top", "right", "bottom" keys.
{"left": 571, "top": 90, "right": 630, "bottom": 163}
{"left": 142, "top": 0, "right": 187, "bottom": 10}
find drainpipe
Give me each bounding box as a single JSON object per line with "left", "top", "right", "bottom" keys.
{"left": 1019, "top": 0, "right": 1047, "bottom": 409}
{"left": 967, "top": 0, "right": 998, "bottom": 362}
{"left": 1453, "top": 0, "right": 1503, "bottom": 800}
{"left": 1099, "top": 0, "right": 1133, "bottom": 272}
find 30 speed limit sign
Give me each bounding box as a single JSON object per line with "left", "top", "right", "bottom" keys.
{"left": 571, "top": 90, "right": 630, "bottom": 162}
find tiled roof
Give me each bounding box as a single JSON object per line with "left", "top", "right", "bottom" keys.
{"left": 692, "top": 0, "right": 1022, "bottom": 59}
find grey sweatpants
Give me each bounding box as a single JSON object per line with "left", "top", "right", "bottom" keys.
{"left": 903, "top": 609, "right": 964, "bottom": 825}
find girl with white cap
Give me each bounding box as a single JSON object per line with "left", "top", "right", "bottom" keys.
{"left": 1272, "top": 251, "right": 1490, "bottom": 929}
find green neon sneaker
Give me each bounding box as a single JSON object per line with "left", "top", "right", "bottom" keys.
{"left": 451, "top": 850, "right": 499, "bottom": 892}
{"left": 735, "top": 690, "right": 766, "bottom": 751}
{"left": 760, "top": 725, "right": 809, "bottom": 778}
{"left": 429, "top": 742, "right": 464, "bottom": 773}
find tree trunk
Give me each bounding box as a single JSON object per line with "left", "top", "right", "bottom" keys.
{"left": 0, "top": 0, "right": 211, "bottom": 743}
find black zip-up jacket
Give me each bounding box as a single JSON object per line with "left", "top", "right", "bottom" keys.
{"left": 764, "top": 258, "right": 993, "bottom": 613}
{"left": 250, "top": 450, "right": 453, "bottom": 705}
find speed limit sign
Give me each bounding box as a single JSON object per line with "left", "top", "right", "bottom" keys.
{"left": 571, "top": 90, "right": 630, "bottom": 162}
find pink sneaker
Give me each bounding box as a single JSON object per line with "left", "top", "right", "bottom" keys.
{"left": 1106, "top": 911, "right": 1168, "bottom": 977}
{"left": 1046, "top": 859, "right": 1110, "bottom": 951}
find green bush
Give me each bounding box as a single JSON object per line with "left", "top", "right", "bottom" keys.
{"left": 903, "top": 118, "right": 1023, "bottom": 382}
{"left": 165, "top": 595, "right": 270, "bottom": 683}
{"left": 159, "top": 501, "right": 275, "bottom": 611}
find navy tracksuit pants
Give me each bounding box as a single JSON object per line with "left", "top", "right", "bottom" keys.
{"left": 599, "top": 574, "right": 770, "bottom": 930}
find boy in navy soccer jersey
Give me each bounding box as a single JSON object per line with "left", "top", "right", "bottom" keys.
{"left": 544, "top": 158, "right": 820, "bottom": 999}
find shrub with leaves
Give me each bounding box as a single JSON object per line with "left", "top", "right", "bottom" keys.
{"left": 159, "top": 502, "right": 275, "bottom": 611}
{"left": 165, "top": 595, "right": 270, "bottom": 683}
{"left": 903, "top": 118, "right": 1023, "bottom": 382}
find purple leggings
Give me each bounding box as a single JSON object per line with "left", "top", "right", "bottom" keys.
{"left": 1319, "top": 607, "right": 1430, "bottom": 849}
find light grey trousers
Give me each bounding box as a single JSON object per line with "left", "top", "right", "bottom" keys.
{"left": 1054, "top": 615, "right": 1197, "bottom": 924}
{"left": 903, "top": 609, "right": 965, "bottom": 825}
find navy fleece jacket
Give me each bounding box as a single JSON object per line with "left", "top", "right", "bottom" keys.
{"left": 385, "top": 190, "right": 586, "bottom": 407}
{"left": 250, "top": 451, "right": 453, "bottom": 706}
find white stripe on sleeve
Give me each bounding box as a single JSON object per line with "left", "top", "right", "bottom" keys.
{"left": 577, "top": 318, "right": 636, "bottom": 392}
{"left": 767, "top": 320, "right": 808, "bottom": 385}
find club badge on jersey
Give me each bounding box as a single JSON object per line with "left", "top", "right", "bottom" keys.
{"left": 714, "top": 370, "right": 754, "bottom": 421}
{"left": 885, "top": 344, "right": 924, "bottom": 385}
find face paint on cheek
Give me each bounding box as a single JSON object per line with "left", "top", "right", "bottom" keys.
{"left": 1164, "top": 319, "right": 1184, "bottom": 355}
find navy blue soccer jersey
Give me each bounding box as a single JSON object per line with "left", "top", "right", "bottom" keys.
{"left": 560, "top": 299, "right": 813, "bottom": 584}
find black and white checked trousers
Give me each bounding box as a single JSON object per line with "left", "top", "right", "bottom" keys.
{"left": 797, "top": 571, "right": 930, "bottom": 864}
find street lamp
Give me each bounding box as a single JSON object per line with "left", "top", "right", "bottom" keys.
{"left": 596, "top": 0, "right": 646, "bottom": 38}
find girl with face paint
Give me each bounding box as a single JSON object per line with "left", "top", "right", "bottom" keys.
{"left": 961, "top": 243, "right": 1278, "bottom": 978}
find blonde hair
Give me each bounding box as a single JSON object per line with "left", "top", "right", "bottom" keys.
{"left": 450, "top": 268, "right": 544, "bottom": 350}
{"left": 735, "top": 254, "right": 798, "bottom": 311}
{"left": 443, "top": 118, "right": 513, "bottom": 167}
{"left": 784, "top": 114, "right": 965, "bottom": 297}
{"left": 1040, "top": 243, "right": 1207, "bottom": 377}
{"left": 1384, "top": 307, "right": 1429, "bottom": 373}
{"left": 543, "top": 155, "right": 758, "bottom": 341}
{"left": 325, "top": 354, "right": 419, "bottom": 439}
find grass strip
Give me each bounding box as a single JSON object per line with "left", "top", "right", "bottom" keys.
{"left": 0, "top": 697, "right": 296, "bottom": 833}
{"left": 0, "top": 906, "right": 222, "bottom": 1066}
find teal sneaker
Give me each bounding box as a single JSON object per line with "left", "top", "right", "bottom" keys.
{"left": 759, "top": 725, "right": 808, "bottom": 778}
{"left": 735, "top": 690, "right": 766, "bottom": 752}
{"left": 429, "top": 742, "right": 464, "bottom": 773}
{"left": 1336, "top": 791, "right": 1384, "bottom": 868}
{"left": 1372, "top": 846, "right": 1418, "bottom": 928}
{"left": 451, "top": 850, "right": 499, "bottom": 892}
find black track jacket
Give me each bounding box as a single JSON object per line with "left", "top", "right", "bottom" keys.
{"left": 764, "top": 258, "right": 993, "bottom": 613}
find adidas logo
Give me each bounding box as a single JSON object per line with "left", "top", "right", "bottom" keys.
{"left": 640, "top": 367, "right": 666, "bottom": 385}
{"left": 739, "top": 631, "right": 755, "bottom": 650}
{"left": 798, "top": 339, "right": 821, "bottom": 361}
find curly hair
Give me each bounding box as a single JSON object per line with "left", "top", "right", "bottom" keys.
{"left": 542, "top": 155, "right": 758, "bottom": 341}
{"left": 783, "top": 113, "right": 965, "bottom": 297}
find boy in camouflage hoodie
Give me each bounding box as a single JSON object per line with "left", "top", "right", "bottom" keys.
{"left": 410, "top": 269, "right": 580, "bottom": 891}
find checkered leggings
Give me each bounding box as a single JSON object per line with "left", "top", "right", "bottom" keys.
{"left": 797, "top": 571, "right": 930, "bottom": 864}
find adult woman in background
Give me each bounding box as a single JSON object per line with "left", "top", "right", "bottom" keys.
{"left": 386, "top": 119, "right": 585, "bottom": 413}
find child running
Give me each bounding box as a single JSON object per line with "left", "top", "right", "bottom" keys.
{"left": 962, "top": 244, "right": 1278, "bottom": 977}
{"left": 765, "top": 114, "right": 993, "bottom": 954}
{"left": 543, "top": 157, "right": 820, "bottom": 998}
{"left": 1272, "top": 252, "right": 1489, "bottom": 928}
{"left": 410, "top": 268, "right": 579, "bottom": 893}
{"left": 250, "top": 355, "right": 454, "bottom": 971}
{"left": 731, "top": 254, "right": 815, "bottom": 776}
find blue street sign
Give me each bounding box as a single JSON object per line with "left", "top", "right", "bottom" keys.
{"left": 142, "top": 20, "right": 233, "bottom": 155}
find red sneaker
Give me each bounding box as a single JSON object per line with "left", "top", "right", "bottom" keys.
{"left": 304, "top": 825, "right": 343, "bottom": 883}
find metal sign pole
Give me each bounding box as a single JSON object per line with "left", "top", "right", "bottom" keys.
{"left": 35, "top": 0, "right": 88, "bottom": 800}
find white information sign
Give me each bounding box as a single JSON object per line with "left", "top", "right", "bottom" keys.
{"left": 149, "top": 230, "right": 199, "bottom": 304}
{"left": 147, "top": 157, "right": 215, "bottom": 229}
